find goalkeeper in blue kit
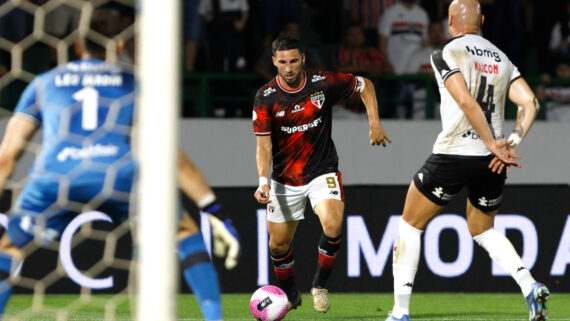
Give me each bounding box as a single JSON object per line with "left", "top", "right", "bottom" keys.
{"left": 0, "top": 4, "right": 239, "bottom": 321}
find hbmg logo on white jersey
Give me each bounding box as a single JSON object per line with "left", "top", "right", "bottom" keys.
{"left": 465, "top": 45, "right": 501, "bottom": 62}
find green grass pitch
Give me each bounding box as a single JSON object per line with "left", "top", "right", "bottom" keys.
{"left": 4, "top": 293, "right": 570, "bottom": 320}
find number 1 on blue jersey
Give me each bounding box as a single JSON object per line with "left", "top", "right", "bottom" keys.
{"left": 73, "top": 87, "right": 99, "bottom": 131}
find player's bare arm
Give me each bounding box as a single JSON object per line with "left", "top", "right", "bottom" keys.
{"left": 444, "top": 72, "right": 521, "bottom": 168}
{"left": 360, "top": 76, "right": 391, "bottom": 147}
{"left": 507, "top": 78, "right": 539, "bottom": 143}
{"left": 0, "top": 116, "right": 37, "bottom": 195}
{"left": 178, "top": 148, "right": 241, "bottom": 269}
{"left": 177, "top": 148, "right": 214, "bottom": 203}
{"left": 489, "top": 77, "right": 540, "bottom": 173}
{"left": 254, "top": 135, "right": 272, "bottom": 204}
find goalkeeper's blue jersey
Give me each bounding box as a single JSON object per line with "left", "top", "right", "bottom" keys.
{"left": 14, "top": 58, "right": 135, "bottom": 191}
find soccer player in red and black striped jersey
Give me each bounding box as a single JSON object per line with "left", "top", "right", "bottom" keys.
{"left": 252, "top": 33, "right": 391, "bottom": 313}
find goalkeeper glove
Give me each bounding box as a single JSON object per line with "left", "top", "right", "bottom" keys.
{"left": 202, "top": 202, "right": 241, "bottom": 270}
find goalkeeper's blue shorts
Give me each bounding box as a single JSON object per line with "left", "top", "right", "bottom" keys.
{"left": 6, "top": 163, "right": 135, "bottom": 248}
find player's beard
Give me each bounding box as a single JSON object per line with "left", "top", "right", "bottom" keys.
{"left": 281, "top": 70, "right": 303, "bottom": 88}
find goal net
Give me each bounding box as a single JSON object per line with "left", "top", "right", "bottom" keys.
{"left": 0, "top": 0, "right": 178, "bottom": 320}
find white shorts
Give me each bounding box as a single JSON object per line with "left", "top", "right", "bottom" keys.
{"left": 266, "top": 172, "right": 344, "bottom": 223}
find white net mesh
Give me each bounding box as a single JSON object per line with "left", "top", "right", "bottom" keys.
{"left": 0, "top": 0, "right": 137, "bottom": 320}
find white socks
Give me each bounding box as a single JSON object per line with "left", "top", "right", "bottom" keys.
{"left": 391, "top": 218, "right": 423, "bottom": 318}
{"left": 391, "top": 223, "right": 536, "bottom": 318}
{"left": 473, "top": 228, "right": 536, "bottom": 296}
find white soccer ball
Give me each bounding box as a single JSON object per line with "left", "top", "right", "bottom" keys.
{"left": 249, "top": 285, "right": 289, "bottom": 321}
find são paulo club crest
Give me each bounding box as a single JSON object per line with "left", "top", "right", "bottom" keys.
{"left": 310, "top": 91, "right": 325, "bottom": 109}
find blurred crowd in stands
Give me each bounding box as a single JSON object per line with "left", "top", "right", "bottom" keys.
{"left": 1, "top": 0, "right": 570, "bottom": 120}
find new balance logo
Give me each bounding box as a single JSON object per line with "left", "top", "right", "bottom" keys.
{"left": 404, "top": 282, "right": 414, "bottom": 288}
{"left": 517, "top": 266, "right": 526, "bottom": 273}
{"left": 417, "top": 172, "right": 424, "bottom": 183}
{"left": 329, "top": 190, "right": 339, "bottom": 195}
{"left": 276, "top": 111, "right": 285, "bottom": 117}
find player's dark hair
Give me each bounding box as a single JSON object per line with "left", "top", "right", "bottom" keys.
{"left": 83, "top": 3, "right": 125, "bottom": 54}
{"left": 272, "top": 33, "right": 304, "bottom": 56}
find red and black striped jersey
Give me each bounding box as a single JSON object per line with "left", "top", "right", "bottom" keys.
{"left": 253, "top": 71, "right": 364, "bottom": 186}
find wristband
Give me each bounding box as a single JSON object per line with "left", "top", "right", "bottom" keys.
{"left": 259, "top": 177, "right": 269, "bottom": 187}
{"left": 197, "top": 192, "right": 216, "bottom": 209}
{"left": 257, "top": 177, "right": 269, "bottom": 193}
{"left": 507, "top": 133, "right": 522, "bottom": 149}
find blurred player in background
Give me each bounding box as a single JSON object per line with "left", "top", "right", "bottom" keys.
{"left": 0, "top": 4, "right": 239, "bottom": 321}
{"left": 385, "top": 1, "right": 549, "bottom": 321}
{"left": 252, "top": 33, "right": 391, "bottom": 313}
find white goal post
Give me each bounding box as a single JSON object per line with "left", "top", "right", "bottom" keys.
{"left": 136, "top": 0, "right": 180, "bottom": 320}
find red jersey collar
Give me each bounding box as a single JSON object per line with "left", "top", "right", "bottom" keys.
{"left": 276, "top": 72, "right": 307, "bottom": 93}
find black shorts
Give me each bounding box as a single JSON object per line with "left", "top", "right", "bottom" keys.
{"left": 412, "top": 154, "right": 507, "bottom": 212}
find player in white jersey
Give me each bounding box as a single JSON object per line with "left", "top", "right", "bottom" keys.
{"left": 385, "top": 1, "right": 549, "bottom": 321}
{"left": 378, "top": 0, "right": 429, "bottom": 75}
{"left": 378, "top": 0, "right": 429, "bottom": 118}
